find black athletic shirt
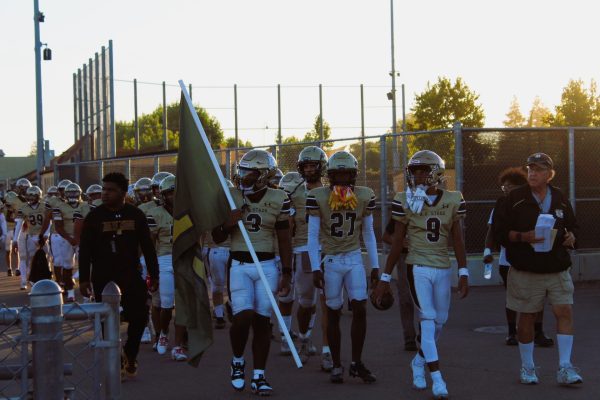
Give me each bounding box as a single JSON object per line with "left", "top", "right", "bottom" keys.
{"left": 79, "top": 203, "right": 158, "bottom": 288}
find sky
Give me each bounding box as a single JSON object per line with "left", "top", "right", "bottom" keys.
{"left": 1, "top": 0, "right": 599, "bottom": 157}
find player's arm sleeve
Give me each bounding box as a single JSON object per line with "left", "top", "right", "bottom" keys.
{"left": 137, "top": 211, "right": 159, "bottom": 279}
{"left": 453, "top": 193, "right": 467, "bottom": 221}
{"left": 364, "top": 191, "right": 377, "bottom": 217}
{"left": 307, "top": 215, "right": 321, "bottom": 272}
{"left": 391, "top": 194, "right": 408, "bottom": 224}
{"left": 362, "top": 214, "right": 379, "bottom": 269}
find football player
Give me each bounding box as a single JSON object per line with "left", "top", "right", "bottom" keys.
{"left": 374, "top": 150, "right": 468, "bottom": 400}
{"left": 0, "top": 197, "right": 8, "bottom": 275}
{"left": 11, "top": 178, "right": 32, "bottom": 286}
{"left": 16, "top": 186, "right": 49, "bottom": 290}
{"left": 1, "top": 192, "right": 17, "bottom": 277}
{"left": 307, "top": 150, "right": 379, "bottom": 384}
{"left": 281, "top": 146, "right": 331, "bottom": 369}
{"left": 86, "top": 184, "right": 103, "bottom": 208}
{"left": 136, "top": 178, "right": 160, "bottom": 213}
{"left": 151, "top": 172, "right": 174, "bottom": 200}
{"left": 45, "top": 179, "right": 73, "bottom": 288}
{"left": 52, "top": 183, "right": 91, "bottom": 302}
{"left": 213, "top": 149, "right": 292, "bottom": 396}
{"left": 146, "top": 175, "right": 188, "bottom": 361}
{"left": 202, "top": 179, "right": 235, "bottom": 330}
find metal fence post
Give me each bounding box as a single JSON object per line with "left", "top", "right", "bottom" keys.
{"left": 154, "top": 156, "right": 160, "bottom": 175}
{"left": 568, "top": 127, "right": 576, "bottom": 212}
{"left": 360, "top": 84, "right": 366, "bottom": 186}
{"left": 225, "top": 149, "right": 231, "bottom": 179}
{"left": 162, "top": 81, "right": 168, "bottom": 150}
{"left": 75, "top": 163, "right": 81, "bottom": 185}
{"left": 134, "top": 79, "right": 139, "bottom": 153}
{"left": 453, "top": 122, "right": 463, "bottom": 193}
{"left": 319, "top": 84, "right": 324, "bottom": 141}
{"left": 126, "top": 159, "right": 131, "bottom": 181}
{"left": 30, "top": 280, "right": 64, "bottom": 400}
{"left": 19, "top": 307, "right": 31, "bottom": 397}
{"left": 102, "top": 282, "right": 122, "bottom": 400}
{"left": 99, "top": 160, "right": 104, "bottom": 182}
{"left": 380, "top": 135, "right": 388, "bottom": 236}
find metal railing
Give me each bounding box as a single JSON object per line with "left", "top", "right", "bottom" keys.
{"left": 0, "top": 280, "right": 121, "bottom": 400}
{"left": 55, "top": 126, "right": 600, "bottom": 252}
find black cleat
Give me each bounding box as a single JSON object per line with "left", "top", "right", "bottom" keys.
{"left": 534, "top": 332, "right": 554, "bottom": 347}
{"left": 7, "top": 269, "right": 13, "bottom": 277}
{"left": 330, "top": 366, "right": 344, "bottom": 383}
{"left": 349, "top": 361, "right": 376, "bottom": 383}
{"left": 251, "top": 375, "right": 273, "bottom": 396}
{"left": 505, "top": 334, "right": 518, "bottom": 346}
{"left": 15, "top": 270, "right": 21, "bottom": 277}
{"left": 230, "top": 360, "right": 245, "bottom": 391}
{"left": 215, "top": 317, "right": 226, "bottom": 329}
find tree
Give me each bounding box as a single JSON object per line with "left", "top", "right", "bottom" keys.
{"left": 551, "top": 79, "right": 598, "bottom": 126}
{"left": 223, "top": 137, "right": 253, "bottom": 148}
{"left": 303, "top": 115, "right": 332, "bottom": 149}
{"left": 276, "top": 136, "right": 305, "bottom": 173}
{"left": 115, "top": 102, "right": 224, "bottom": 154}
{"left": 408, "top": 77, "right": 487, "bottom": 167}
{"left": 504, "top": 96, "right": 526, "bottom": 127}
{"left": 411, "top": 76, "right": 485, "bottom": 130}
{"left": 527, "top": 97, "right": 553, "bottom": 127}
{"left": 29, "top": 142, "right": 37, "bottom": 157}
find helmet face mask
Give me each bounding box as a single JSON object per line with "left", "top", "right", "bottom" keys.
{"left": 298, "top": 146, "right": 328, "bottom": 183}
{"left": 406, "top": 150, "right": 445, "bottom": 191}
{"left": 64, "top": 183, "right": 82, "bottom": 205}
{"left": 134, "top": 178, "right": 153, "bottom": 203}
{"left": 16, "top": 179, "right": 32, "bottom": 196}
{"left": 236, "top": 150, "right": 276, "bottom": 194}
{"left": 326, "top": 151, "right": 358, "bottom": 187}
{"left": 159, "top": 175, "right": 176, "bottom": 207}
{"left": 26, "top": 186, "right": 42, "bottom": 206}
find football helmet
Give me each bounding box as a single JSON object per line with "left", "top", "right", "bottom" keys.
{"left": 236, "top": 149, "right": 277, "bottom": 194}
{"left": 151, "top": 172, "right": 174, "bottom": 189}
{"left": 85, "top": 184, "right": 102, "bottom": 196}
{"left": 64, "top": 183, "right": 82, "bottom": 204}
{"left": 16, "top": 178, "right": 32, "bottom": 196}
{"left": 3, "top": 191, "right": 19, "bottom": 209}
{"left": 159, "top": 175, "right": 176, "bottom": 194}
{"left": 134, "top": 177, "right": 153, "bottom": 203}
{"left": 279, "top": 171, "right": 304, "bottom": 194}
{"left": 406, "top": 150, "right": 445, "bottom": 189}
{"left": 269, "top": 169, "right": 284, "bottom": 188}
{"left": 47, "top": 186, "right": 59, "bottom": 197}
{"left": 370, "top": 290, "right": 394, "bottom": 311}
{"left": 297, "top": 146, "right": 328, "bottom": 183}
{"left": 26, "top": 186, "right": 42, "bottom": 206}
{"left": 327, "top": 151, "right": 358, "bottom": 187}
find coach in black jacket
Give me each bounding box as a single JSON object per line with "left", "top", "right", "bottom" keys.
{"left": 493, "top": 152, "right": 582, "bottom": 385}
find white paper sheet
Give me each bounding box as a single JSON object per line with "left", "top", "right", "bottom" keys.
{"left": 532, "top": 213, "right": 556, "bottom": 252}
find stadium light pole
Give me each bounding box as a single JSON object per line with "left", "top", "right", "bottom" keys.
{"left": 33, "top": 0, "right": 47, "bottom": 184}
{"left": 389, "top": 0, "right": 400, "bottom": 173}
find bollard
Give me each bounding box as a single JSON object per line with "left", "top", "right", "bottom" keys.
{"left": 102, "top": 282, "right": 122, "bottom": 400}
{"left": 29, "top": 280, "right": 64, "bottom": 400}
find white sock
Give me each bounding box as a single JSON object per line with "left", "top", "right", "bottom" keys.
{"left": 518, "top": 341, "right": 535, "bottom": 369}
{"left": 232, "top": 356, "right": 244, "bottom": 364}
{"left": 413, "top": 353, "right": 426, "bottom": 366}
{"left": 557, "top": 334, "right": 573, "bottom": 367}
{"left": 430, "top": 370, "right": 444, "bottom": 384}
{"left": 214, "top": 304, "right": 224, "bottom": 318}
{"left": 322, "top": 346, "right": 331, "bottom": 354}
{"left": 420, "top": 320, "right": 438, "bottom": 363}
{"left": 280, "top": 315, "right": 292, "bottom": 335}
{"left": 253, "top": 369, "right": 265, "bottom": 379}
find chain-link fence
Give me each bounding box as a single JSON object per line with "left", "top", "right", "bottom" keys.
{"left": 55, "top": 126, "right": 600, "bottom": 253}
{"left": 0, "top": 281, "right": 121, "bottom": 400}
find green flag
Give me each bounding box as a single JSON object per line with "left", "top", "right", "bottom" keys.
{"left": 173, "top": 87, "right": 230, "bottom": 366}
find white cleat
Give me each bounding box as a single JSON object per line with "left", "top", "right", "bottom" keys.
{"left": 410, "top": 355, "right": 427, "bottom": 390}
{"left": 432, "top": 378, "right": 449, "bottom": 399}
{"left": 557, "top": 364, "right": 583, "bottom": 385}
{"left": 156, "top": 334, "right": 169, "bottom": 355}
{"left": 141, "top": 327, "right": 152, "bottom": 344}
{"left": 520, "top": 366, "right": 539, "bottom": 385}
{"left": 171, "top": 346, "right": 188, "bottom": 362}
{"left": 230, "top": 360, "right": 245, "bottom": 391}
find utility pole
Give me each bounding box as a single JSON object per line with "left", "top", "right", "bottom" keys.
{"left": 390, "top": 0, "right": 399, "bottom": 173}
{"left": 33, "top": 0, "right": 47, "bottom": 183}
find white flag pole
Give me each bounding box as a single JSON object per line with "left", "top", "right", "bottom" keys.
{"left": 178, "top": 81, "right": 302, "bottom": 369}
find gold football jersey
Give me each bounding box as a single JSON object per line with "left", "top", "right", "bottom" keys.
{"left": 284, "top": 182, "right": 310, "bottom": 248}
{"left": 138, "top": 199, "right": 161, "bottom": 215}
{"left": 391, "top": 189, "right": 466, "bottom": 268}
{"left": 17, "top": 203, "right": 46, "bottom": 236}
{"left": 306, "top": 186, "right": 376, "bottom": 255}
{"left": 229, "top": 187, "right": 291, "bottom": 253}
{"left": 53, "top": 201, "right": 91, "bottom": 237}
{"left": 146, "top": 206, "right": 173, "bottom": 257}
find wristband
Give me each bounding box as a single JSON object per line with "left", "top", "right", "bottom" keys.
{"left": 380, "top": 273, "right": 392, "bottom": 282}
{"left": 483, "top": 248, "right": 492, "bottom": 257}
{"left": 458, "top": 267, "right": 469, "bottom": 277}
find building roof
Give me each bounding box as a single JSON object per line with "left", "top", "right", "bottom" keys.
{"left": 0, "top": 157, "right": 37, "bottom": 180}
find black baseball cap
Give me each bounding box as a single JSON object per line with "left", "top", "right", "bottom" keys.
{"left": 526, "top": 153, "right": 553, "bottom": 169}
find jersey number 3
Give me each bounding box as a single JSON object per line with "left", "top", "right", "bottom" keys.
{"left": 426, "top": 217, "right": 441, "bottom": 242}
{"left": 246, "top": 213, "right": 262, "bottom": 233}
{"left": 330, "top": 212, "right": 356, "bottom": 238}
